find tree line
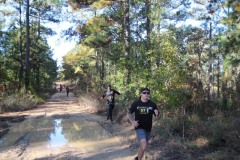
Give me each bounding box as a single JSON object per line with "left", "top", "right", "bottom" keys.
{"left": 0, "top": 0, "right": 61, "bottom": 94}
{"left": 1, "top": 0, "right": 239, "bottom": 113}
{"left": 61, "top": 0, "right": 240, "bottom": 114}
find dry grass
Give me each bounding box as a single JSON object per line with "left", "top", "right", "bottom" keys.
{"left": 152, "top": 110, "right": 240, "bottom": 159}
{"left": 0, "top": 94, "right": 38, "bottom": 113}
{"left": 77, "top": 92, "right": 104, "bottom": 113}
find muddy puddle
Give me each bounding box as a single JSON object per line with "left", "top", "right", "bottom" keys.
{"left": 0, "top": 117, "right": 121, "bottom": 153}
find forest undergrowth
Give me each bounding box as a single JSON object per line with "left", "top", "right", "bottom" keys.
{"left": 73, "top": 86, "right": 240, "bottom": 160}
{"left": 0, "top": 91, "right": 52, "bottom": 113}
{"left": 0, "top": 87, "right": 240, "bottom": 159}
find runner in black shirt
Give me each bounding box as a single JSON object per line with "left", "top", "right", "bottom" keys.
{"left": 66, "top": 86, "right": 70, "bottom": 97}
{"left": 101, "top": 85, "right": 121, "bottom": 121}
{"left": 127, "top": 88, "right": 159, "bottom": 160}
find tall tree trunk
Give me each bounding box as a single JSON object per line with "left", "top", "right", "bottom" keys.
{"left": 18, "top": 1, "right": 24, "bottom": 91}
{"left": 95, "top": 50, "right": 99, "bottom": 82}
{"left": 197, "top": 45, "right": 202, "bottom": 81}
{"left": 124, "top": 0, "right": 130, "bottom": 84}
{"left": 145, "top": 0, "right": 151, "bottom": 82}
{"left": 100, "top": 49, "right": 104, "bottom": 82}
{"left": 25, "top": 0, "right": 30, "bottom": 91}
{"left": 207, "top": 21, "right": 213, "bottom": 102}
{"left": 217, "top": 48, "right": 221, "bottom": 102}
{"left": 146, "top": 0, "right": 150, "bottom": 51}
{"left": 222, "top": 73, "right": 228, "bottom": 110}
{"left": 36, "top": 10, "right": 41, "bottom": 93}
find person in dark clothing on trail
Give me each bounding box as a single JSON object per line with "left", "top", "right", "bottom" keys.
{"left": 60, "top": 84, "right": 63, "bottom": 92}
{"left": 127, "top": 88, "right": 159, "bottom": 160}
{"left": 101, "top": 85, "right": 121, "bottom": 121}
{"left": 66, "top": 86, "right": 70, "bottom": 97}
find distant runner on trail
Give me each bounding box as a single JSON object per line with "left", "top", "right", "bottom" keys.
{"left": 101, "top": 85, "right": 121, "bottom": 121}
{"left": 60, "top": 84, "right": 63, "bottom": 92}
{"left": 66, "top": 86, "right": 70, "bottom": 97}
{"left": 127, "top": 87, "right": 159, "bottom": 160}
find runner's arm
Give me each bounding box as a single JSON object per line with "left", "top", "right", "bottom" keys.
{"left": 127, "top": 108, "right": 139, "bottom": 127}
{"left": 101, "top": 91, "right": 106, "bottom": 99}
{"left": 113, "top": 89, "right": 121, "bottom": 95}
{"left": 154, "top": 109, "right": 159, "bottom": 117}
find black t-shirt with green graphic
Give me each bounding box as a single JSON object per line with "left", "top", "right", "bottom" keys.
{"left": 129, "top": 99, "right": 158, "bottom": 132}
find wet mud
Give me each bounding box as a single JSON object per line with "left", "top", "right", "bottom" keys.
{"left": 0, "top": 92, "right": 138, "bottom": 160}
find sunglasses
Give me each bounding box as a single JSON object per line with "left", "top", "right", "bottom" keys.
{"left": 142, "top": 92, "right": 150, "bottom": 95}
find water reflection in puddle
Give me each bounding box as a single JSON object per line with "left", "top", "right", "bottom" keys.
{"left": 48, "top": 119, "right": 67, "bottom": 148}
{"left": 0, "top": 118, "right": 120, "bottom": 152}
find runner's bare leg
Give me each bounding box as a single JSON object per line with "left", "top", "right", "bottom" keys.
{"left": 138, "top": 139, "right": 147, "bottom": 160}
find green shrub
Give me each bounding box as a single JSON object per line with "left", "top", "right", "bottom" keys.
{"left": 156, "top": 116, "right": 183, "bottom": 139}
{"left": 188, "top": 114, "right": 200, "bottom": 125}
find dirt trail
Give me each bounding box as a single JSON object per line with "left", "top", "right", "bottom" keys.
{"left": 0, "top": 91, "right": 140, "bottom": 160}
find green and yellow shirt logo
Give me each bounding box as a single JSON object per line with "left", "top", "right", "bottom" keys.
{"left": 137, "top": 106, "right": 148, "bottom": 114}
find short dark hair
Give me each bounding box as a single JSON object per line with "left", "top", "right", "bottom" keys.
{"left": 140, "top": 87, "right": 150, "bottom": 93}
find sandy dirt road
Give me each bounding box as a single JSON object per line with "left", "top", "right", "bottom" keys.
{"left": 0, "top": 91, "right": 140, "bottom": 160}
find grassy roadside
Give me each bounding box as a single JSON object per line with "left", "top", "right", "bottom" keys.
{"left": 1, "top": 86, "right": 239, "bottom": 159}
{"left": 75, "top": 90, "right": 240, "bottom": 159}
{"left": 0, "top": 88, "right": 56, "bottom": 113}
